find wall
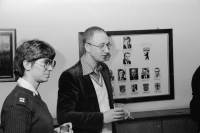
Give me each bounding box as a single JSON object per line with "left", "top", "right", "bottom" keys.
{"left": 0, "top": 0, "right": 200, "bottom": 118}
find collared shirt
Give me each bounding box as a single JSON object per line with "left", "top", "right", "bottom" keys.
{"left": 81, "top": 56, "right": 112, "bottom": 133}
{"left": 81, "top": 56, "right": 103, "bottom": 87}
{"left": 17, "top": 78, "right": 38, "bottom": 96}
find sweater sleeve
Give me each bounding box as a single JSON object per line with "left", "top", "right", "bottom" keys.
{"left": 1, "top": 105, "right": 32, "bottom": 133}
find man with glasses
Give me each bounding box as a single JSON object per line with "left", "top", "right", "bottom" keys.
{"left": 57, "top": 26, "right": 129, "bottom": 133}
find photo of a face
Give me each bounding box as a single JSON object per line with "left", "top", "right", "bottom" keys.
{"left": 123, "top": 52, "right": 131, "bottom": 65}
{"left": 130, "top": 68, "right": 138, "bottom": 80}
{"left": 118, "top": 69, "right": 126, "bottom": 81}
{"left": 123, "top": 36, "right": 131, "bottom": 49}
{"left": 154, "top": 67, "right": 161, "bottom": 79}
{"left": 141, "top": 68, "right": 150, "bottom": 79}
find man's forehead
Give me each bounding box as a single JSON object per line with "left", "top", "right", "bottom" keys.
{"left": 91, "top": 32, "right": 108, "bottom": 44}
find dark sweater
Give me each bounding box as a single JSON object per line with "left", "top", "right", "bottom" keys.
{"left": 1, "top": 85, "right": 54, "bottom": 133}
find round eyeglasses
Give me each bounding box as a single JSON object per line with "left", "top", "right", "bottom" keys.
{"left": 34, "top": 58, "right": 56, "bottom": 70}
{"left": 86, "top": 42, "right": 113, "bottom": 51}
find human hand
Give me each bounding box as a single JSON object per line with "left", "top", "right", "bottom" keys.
{"left": 103, "top": 108, "right": 126, "bottom": 123}
{"left": 54, "top": 123, "right": 73, "bottom": 133}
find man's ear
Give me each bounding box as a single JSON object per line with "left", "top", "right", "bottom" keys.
{"left": 23, "top": 60, "right": 32, "bottom": 71}
{"left": 84, "top": 43, "right": 91, "bottom": 53}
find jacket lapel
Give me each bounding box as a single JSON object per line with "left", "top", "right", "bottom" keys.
{"left": 82, "top": 75, "right": 97, "bottom": 96}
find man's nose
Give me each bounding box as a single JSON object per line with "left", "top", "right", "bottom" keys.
{"left": 47, "top": 65, "right": 53, "bottom": 71}
{"left": 104, "top": 46, "right": 109, "bottom": 52}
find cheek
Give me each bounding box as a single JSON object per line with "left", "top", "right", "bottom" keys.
{"left": 91, "top": 49, "right": 102, "bottom": 58}
{"left": 33, "top": 67, "right": 45, "bottom": 76}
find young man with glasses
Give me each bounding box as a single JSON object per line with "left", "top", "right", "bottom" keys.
{"left": 1, "top": 39, "right": 56, "bottom": 133}
{"left": 57, "top": 26, "right": 130, "bottom": 133}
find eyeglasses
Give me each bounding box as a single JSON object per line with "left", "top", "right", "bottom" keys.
{"left": 86, "top": 42, "right": 113, "bottom": 51}
{"left": 34, "top": 58, "right": 56, "bottom": 70}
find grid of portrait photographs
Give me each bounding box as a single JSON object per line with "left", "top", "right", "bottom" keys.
{"left": 106, "top": 33, "right": 170, "bottom": 100}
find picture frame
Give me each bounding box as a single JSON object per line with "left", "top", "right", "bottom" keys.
{"left": 78, "top": 29, "right": 174, "bottom": 103}
{"left": 0, "top": 29, "right": 16, "bottom": 82}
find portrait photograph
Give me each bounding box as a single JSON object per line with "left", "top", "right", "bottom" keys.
{"left": 118, "top": 68, "right": 126, "bottom": 81}
{"left": 129, "top": 68, "right": 138, "bottom": 81}
{"left": 141, "top": 67, "right": 150, "bottom": 80}
{"left": 123, "top": 52, "right": 131, "bottom": 65}
{"left": 123, "top": 36, "right": 132, "bottom": 49}
{"left": 154, "top": 67, "right": 161, "bottom": 79}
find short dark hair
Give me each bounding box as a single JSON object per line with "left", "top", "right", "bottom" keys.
{"left": 82, "top": 26, "right": 106, "bottom": 53}
{"left": 118, "top": 69, "right": 125, "bottom": 74}
{"left": 14, "top": 39, "right": 56, "bottom": 79}
{"left": 124, "top": 52, "right": 130, "bottom": 58}
{"left": 124, "top": 36, "right": 131, "bottom": 42}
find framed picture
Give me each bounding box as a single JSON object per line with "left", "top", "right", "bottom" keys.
{"left": 78, "top": 29, "right": 174, "bottom": 103}
{"left": 0, "top": 29, "right": 16, "bottom": 82}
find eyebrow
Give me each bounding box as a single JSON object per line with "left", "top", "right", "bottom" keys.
{"left": 98, "top": 42, "right": 110, "bottom": 46}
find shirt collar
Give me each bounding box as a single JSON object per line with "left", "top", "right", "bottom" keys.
{"left": 81, "top": 56, "right": 102, "bottom": 76}
{"left": 17, "top": 77, "right": 38, "bottom": 96}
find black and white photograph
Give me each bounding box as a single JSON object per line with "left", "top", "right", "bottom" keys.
{"left": 2, "top": 1, "right": 199, "bottom": 132}
{"left": 123, "top": 36, "right": 132, "bottom": 49}
{"left": 118, "top": 68, "right": 126, "bottom": 81}
{"left": 123, "top": 52, "right": 131, "bottom": 65}
{"left": 129, "top": 68, "right": 139, "bottom": 81}
{"left": 154, "top": 67, "right": 161, "bottom": 79}
{"left": 141, "top": 67, "right": 150, "bottom": 80}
